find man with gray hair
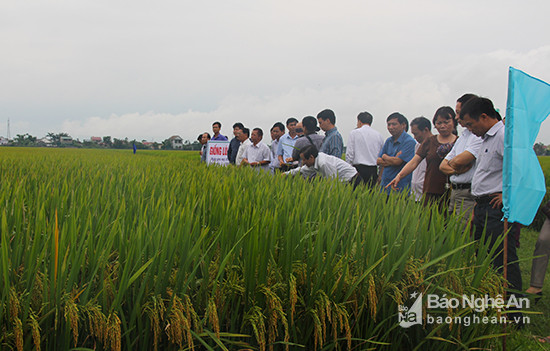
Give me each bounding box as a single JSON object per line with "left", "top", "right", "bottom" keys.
{"left": 346, "top": 111, "right": 384, "bottom": 186}
{"left": 242, "top": 128, "right": 271, "bottom": 171}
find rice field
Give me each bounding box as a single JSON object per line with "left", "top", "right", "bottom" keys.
{"left": 0, "top": 148, "right": 516, "bottom": 350}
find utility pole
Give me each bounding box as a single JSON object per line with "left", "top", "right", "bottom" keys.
{"left": 7, "top": 118, "right": 11, "bottom": 140}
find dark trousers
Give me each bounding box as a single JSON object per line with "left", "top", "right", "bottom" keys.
{"left": 348, "top": 173, "right": 364, "bottom": 190}
{"left": 473, "top": 201, "right": 522, "bottom": 293}
{"left": 423, "top": 191, "right": 450, "bottom": 215}
{"left": 353, "top": 165, "right": 377, "bottom": 187}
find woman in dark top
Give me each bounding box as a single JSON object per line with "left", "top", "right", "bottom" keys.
{"left": 386, "top": 106, "right": 458, "bottom": 209}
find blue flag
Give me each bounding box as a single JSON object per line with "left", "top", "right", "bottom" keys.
{"left": 503, "top": 67, "right": 550, "bottom": 225}
{"left": 133, "top": 142, "right": 137, "bottom": 154}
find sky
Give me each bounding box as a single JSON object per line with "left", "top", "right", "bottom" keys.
{"left": 2, "top": 0, "right": 550, "bottom": 143}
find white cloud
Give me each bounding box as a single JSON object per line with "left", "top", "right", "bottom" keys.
{"left": 3, "top": 0, "right": 549, "bottom": 143}
{"left": 61, "top": 45, "right": 550, "bottom": 144}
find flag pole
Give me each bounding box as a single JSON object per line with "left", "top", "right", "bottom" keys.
{"left": 502, "top": 218, "right": 509, "bottom": 351}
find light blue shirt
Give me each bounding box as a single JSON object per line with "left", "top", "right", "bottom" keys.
{"left": 276, "top": 133, "right": 299, "bottom": 160}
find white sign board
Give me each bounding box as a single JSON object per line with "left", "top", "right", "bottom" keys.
{"left": 206, "top": 141, "right": 229, "bottom": 165}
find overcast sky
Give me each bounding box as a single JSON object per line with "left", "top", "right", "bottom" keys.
{"left": 2, "top": 0, "right": 550, "bottom": 143}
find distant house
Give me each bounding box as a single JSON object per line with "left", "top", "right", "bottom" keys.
{"left": 0, "top": 137, "right": 8, "bottom": 146}
{"left": 91, "top": 136, "right": 102, "bottom": 143}
{"left": 169, "top": 135, "right": 183, "bottom": 150}
{"left": 142, "top": 141, "right": 158, "bottom": 150}
{"left": 60, "top": 136, "right": 73, "bottom": 144}
{"left": 38, "top": 137, "right": 53, "bottom": 147}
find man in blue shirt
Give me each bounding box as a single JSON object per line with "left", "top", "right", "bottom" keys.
{"left": 277, "top": 117, "right": 299, "bottom": 171}
{"left": 317, "top": 109, "right": 344, "bottom": 158}
{"left": 211, "top": 121, "right": 228, "bottom": 141}
{"left": 377, "top": 113, "right": 416, "bottom": 194}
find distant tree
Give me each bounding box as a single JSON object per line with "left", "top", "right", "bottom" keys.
{"left": 113, "top": 138, "right": 130, "bottom": 149}
{"left": 132, "top": 140, "right": 147, "bottom": 150}
{"left": 103, "top": 136, "right": 112, "bottom": 147}
{"left": 161, "top": 139, "right": 173, "bottom": 150}
{"left": 46, "top": 132, "right": 70, "bottom": 147}
{"left": 14, "top": 133, "right": 37, "bottom": 146}
{"left": 534, "top": 142, "right": 547, "bottom": 156}
{"left": 82, "top": 140, "right": 104, "bottom": 149}
{"left": 182, "top": 140, "right": 201, "bottom": 151}
{"left": 190, "top": 140, "right": 201, "bottom": 151}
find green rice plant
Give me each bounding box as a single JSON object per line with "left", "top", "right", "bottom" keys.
{"left": 0, "top": 148, "right": 510, "bottom": 350}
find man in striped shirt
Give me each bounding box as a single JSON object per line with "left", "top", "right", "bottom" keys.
{"left": 317, "top": 109, "right": 344, "bottom": 158}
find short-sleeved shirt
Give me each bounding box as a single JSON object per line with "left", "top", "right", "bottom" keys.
{"left": 277, "top": 133, "right": 299, "bottom": 160}
{"left": 269, "top": 139, "right": 280, "bottom": 170}
{"left": 235, "top": 138, "right": 252, "bottom": 165}
{"left": 444, "top": 128, "right": 483, "bottom": 184}
{"left": 242, "top": 142, "right": 271, "bottom": 170}
{"left": 379, "top": 132, "right": 416, "bottom": 193}
{"left": 472, "top": 121, "right": 504, "bottom": 197}
{"left": 212, "top": 134, "right": 228, "bottom": 141}
{"left": 416, "top": 135, "right": 454, "bottom": 195}
{"left": 411, "top": 143, "right": 426, "bottom": 201}
{"left": 200, "top": 144, "right": 207, "bottom": 163}
{"left": 320, "top": 127, "right": 344, "bottom": 158}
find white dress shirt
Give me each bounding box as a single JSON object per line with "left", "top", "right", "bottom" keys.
{"left": 235, "top": 138, "right": 252, "bottom": 166}
{"left": 445, "top": 128, "right": 483, "bottom": 184}
{"left": 346, "top": 124, "right": 385, "bottom": 166}
{"left": 242, "top": 141, "right": 271, "bottom": 170}
{"left": 290, "top": 152, "right": 358, "bottom": 182}
{"left": 471, "top": 121, "right": 504, "bottom": 196}
{"left": 269, "top": 139, "right": 280, "bottom": 170}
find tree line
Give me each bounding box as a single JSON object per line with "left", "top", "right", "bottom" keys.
{"left": 534, "top": 142, "right": 550, "bottom": 156}
{"left": 5, "top": 133, "right": 202, "bottom": 151}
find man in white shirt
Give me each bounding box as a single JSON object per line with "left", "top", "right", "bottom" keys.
{"left": 242, "top": 128, "right": 271, "bottom": 171}
{"left": 440, "top": 94, "right": 482, "bottom": 222}
{"left": 346, "top": 112, "right": 385, "bottom": 186}
{"left": 287, "top": 145, "right": 361, "bottom": 187}
{"left": 460, "top": 96, "right": 522, "bottom": 302}
{"left": 235, "top": 128, "right": 252, "bottom": 166}
{"left": 409, "top": 117, "right": 432, "bottom": 201}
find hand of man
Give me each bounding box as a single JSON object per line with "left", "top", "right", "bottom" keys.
{"left": 490, "top": 193, "right": 503, "bottom": 209}
{"left": 448, "top": 158, "right": 473, "bottom": 174}
{"left": 385, "top": 175, "right": 402, "bottom": 190}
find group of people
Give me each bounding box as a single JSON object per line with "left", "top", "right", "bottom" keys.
{"left": 196, "top": 97, "right": 550, "bottom": 328}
